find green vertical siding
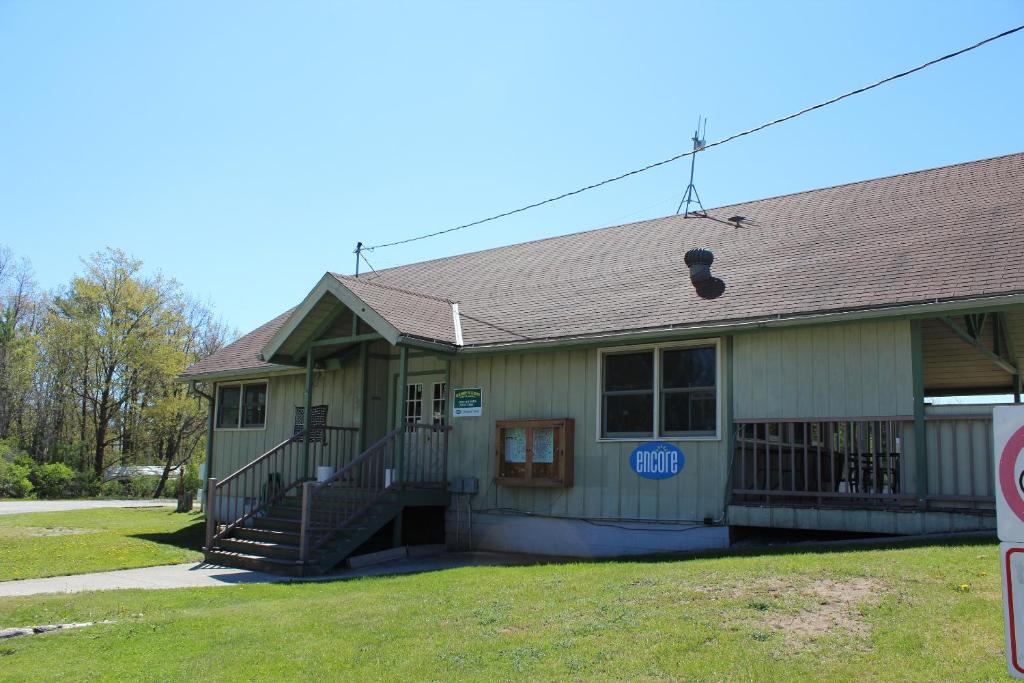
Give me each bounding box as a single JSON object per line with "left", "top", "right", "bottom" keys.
{"left": 210, "top": 361, "right": 362, "bottom": 479}
{"left": 733, "top": 319, "right": 914, "bottom": 419}
{"left": 447, "top": 342, "right": 731, "bottom": 523}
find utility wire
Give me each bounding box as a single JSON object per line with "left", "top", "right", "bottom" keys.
{"left": 363, "top": 24, "right": 1024, "bottom": 252}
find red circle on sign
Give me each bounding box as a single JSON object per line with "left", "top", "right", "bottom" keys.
{"left": 999, "top": 425, "right": 1024, "bottom": 522}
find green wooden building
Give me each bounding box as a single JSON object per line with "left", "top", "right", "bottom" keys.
{"left": 182, "top": 152, "right": 1024, "bottom": 574}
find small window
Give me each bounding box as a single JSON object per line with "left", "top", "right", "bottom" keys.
{"left": 495, "top": 419, "right": 574, "bottom": 487}
{"left": 405, "top": 383, "right": 423, "bottom": 423}
{"left": 216, "top": 381, "right": 268, "bottom": 430}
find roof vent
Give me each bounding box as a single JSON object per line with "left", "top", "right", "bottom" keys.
{"left": 683, "top": 248, "right": 726, "bottom": 300}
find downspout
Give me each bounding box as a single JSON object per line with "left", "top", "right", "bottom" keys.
{"left": 190, "top": 381, "right": 215, "bottom": 514}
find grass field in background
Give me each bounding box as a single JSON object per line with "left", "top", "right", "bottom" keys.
{"left": 0, "top": 538, "right": 1004, "bottom": 681}
{"left": 0, "top": 507, "right": 203, "bottom": 581}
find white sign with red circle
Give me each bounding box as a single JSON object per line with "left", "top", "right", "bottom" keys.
{"left": 996, "top": 406, "right": 1024, "bottom": 543}
{"left": 997, "top": 406, "right": 1024, "bottom": 679}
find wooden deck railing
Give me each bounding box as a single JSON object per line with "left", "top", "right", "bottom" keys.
{"left": 730, "top": 414, "right": 996, "bottom": 512}
{"left": 731, "top": 418, "right": 914, "bottom": 509}
{"left": 205, "top": 426, "right": 360, "bottom": 550}
{"left": 923, "top": 413, "right": 995, "bottom": 511}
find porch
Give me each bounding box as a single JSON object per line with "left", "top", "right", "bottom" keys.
{"left": 727, "top": 309, "right": 1021, "bottom": 535}
{"left": 202, "top": 276, "right": 458, "bottom": 575}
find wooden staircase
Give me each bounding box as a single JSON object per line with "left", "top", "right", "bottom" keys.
{"left": 204, "top": 423, "right": 450, "bottom": 576}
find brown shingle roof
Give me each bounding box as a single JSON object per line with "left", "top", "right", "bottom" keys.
{"left": 184, "top": 152, "right": 1024, "bottom": 377}
{"left": 180, "top": 308, "right": 295, "bottom": 379}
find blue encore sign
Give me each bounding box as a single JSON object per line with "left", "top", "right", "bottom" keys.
{"left": 630, "top": 442, "right": 685, "bottom": 480}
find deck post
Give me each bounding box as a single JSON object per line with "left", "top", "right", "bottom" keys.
{"left": 299, "top": 481, "right": 314, "bottom": 564}
{"left": 205, "top": 478, "right": 217, "bottom": 550}
{"left": 303, "top": 348, "right": 314, "bottom": 479}
{"left": 394, "top": 345, "right": 408, "bottom": 483}
{"left": 910, "top": 320, "right": 928, "bottom": 509}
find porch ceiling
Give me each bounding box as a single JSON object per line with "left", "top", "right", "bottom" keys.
{"left": 922, "top": 308, "right": 1023, "bottom": 395}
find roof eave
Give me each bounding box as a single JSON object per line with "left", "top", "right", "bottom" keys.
{"left": 459, "top": 292, "right": 1024, "bottom": 354}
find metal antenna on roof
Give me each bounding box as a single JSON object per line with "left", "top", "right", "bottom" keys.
{"left": 675, "top": 116, "right": 707, "bottom": 217}
{"left": 354, "top": 242, "right": 363, "bottom": 277}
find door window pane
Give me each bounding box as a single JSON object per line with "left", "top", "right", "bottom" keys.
{"left": 405, "top": 383, "right": 423, "bottom": 423}
{"left": 216, "top": 386, "right": 241, "bottom": 428}
{"left": 432, "top": 382, "right": 446, "bottom": 425}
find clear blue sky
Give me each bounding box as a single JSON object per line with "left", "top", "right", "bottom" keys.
{"left": 2, "top": 1, "right": 1022, "bottom": 334}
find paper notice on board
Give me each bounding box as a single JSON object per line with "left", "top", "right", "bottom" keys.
{"left": 533, "top": 427, "right": 555, "bottom": 463}
{"left": 504, "top": 428, "right": 526, "bottom": 463}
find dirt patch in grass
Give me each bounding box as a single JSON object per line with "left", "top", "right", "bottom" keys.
{"left": 23, "top": 527, "right": 91, "bottom": 538}
{"left": 758, "top": 578, "right": 884, "bottom": 645}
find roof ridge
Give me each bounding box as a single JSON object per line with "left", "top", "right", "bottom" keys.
{"left": 333, "top": 273, "right": 452, "bottom": 304}
{"left": 359, "top": 150, "right": 1024, "bottom": 276}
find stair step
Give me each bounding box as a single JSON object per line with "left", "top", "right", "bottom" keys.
{"left": 257, "top": 516, "right": 303, "bottom": 531}
{"left": 219, "top": 537, "right": 302, "bottom": 560}
{"left": 235, "top": 527, "right": 301, "bottom": 544}
{"left": 204, "top": 550, "right": 306, "bottom": 576}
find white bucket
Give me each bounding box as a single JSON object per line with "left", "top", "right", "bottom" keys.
{"left": 316, "top": 466, "right": 335, "bottom": 483}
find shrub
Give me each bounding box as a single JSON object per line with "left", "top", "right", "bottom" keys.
{"left": 33, "top": 462, "right": 76, "bottom": 499}
{"left": 100, "top": 479, "right": 127, "bottom": 498}
{"left": 73, "top": 471, "right": 102, "bottom": 498}
{"left": 0, "top": 458, "right": 33, "bottom": 498}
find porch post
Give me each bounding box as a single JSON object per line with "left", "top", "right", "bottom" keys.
{"left": 394, "top": 345, "right": 408, "bottom": 484}
{"left": 202, "top": 387, "right": 215, "bottom": 513}
{"left": 910, "top": 320, "right": 927, "bottom": 509}
{"left": 358, "top": 341, "right": 369, "bottom": 451}
{"left": 303, "top": 348, "right": 314, "bottom": 479}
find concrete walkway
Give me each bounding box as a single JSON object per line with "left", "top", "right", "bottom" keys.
{"left": 0, "top": 551, "right": 539, "bottom": 598}
{"left": 0, "top": 563, "right": 291, "bottom": 597}
{"left": 0, "top": 499, "right": 175, "bottom": 515}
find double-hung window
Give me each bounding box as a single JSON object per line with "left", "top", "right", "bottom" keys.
{"left": 600, "top": 341, "right": 719, "bottom": 439}
{"left": 216, "top": 381, "right": 268, "bottom": 430}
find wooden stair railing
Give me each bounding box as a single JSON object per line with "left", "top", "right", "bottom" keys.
{"left": 205, "top": 426, "right": 359, "bottom": 551}
{"left": 299, "top": 423, "right": 452, "bottom": 561}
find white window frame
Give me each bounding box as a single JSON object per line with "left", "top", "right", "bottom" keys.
{"left": 596, "top": 338, "right": 721, "bottom": 443}
{"left": 214, "top": 379, "right": 269, "bottom": 432}
{"left": 404, "top": 382, "right": 424, "bottom": 424}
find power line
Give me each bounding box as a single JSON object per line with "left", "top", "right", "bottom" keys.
{"left": 362, "top": 23, "right": 1024, "bottom": 252}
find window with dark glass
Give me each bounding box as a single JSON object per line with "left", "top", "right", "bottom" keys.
{"left": 602, "top": 351, "right": 654, "bottom": 438}
{"left": 241, "top": 383, "right": 267, "bottom": 428}
{"left": 216, "top": 382, "right": 268, "bottom": 429}
{"left": 600, "top": 343, "right": 718, "bottom": 439}
{"left": 216, "top": 386, "right": 240, "bottom": 429}
{"left": 660, "top": 347, "right": 716, "bottom": 436}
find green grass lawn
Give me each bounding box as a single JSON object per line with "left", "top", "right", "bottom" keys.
{"left": 0, "top": 538, "right": 1005, "bottom": 681}
{"left": 0, "top": 507, "right": 203, "bottom": 581}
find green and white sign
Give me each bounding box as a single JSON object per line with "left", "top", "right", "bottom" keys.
{"left": 452, "top": 387, "right": 483, "bottom": 417}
